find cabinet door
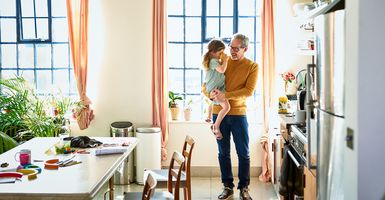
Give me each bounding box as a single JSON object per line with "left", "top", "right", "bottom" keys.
{"left": 304, "top": 166, "right": 317, "bottom": 200}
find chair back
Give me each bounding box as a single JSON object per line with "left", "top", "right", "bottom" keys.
{"left": 142, "top": 172, "right": 157, "bottom": 200}
{"left": 182, "top": 135, "right": 195, "bottom": 177}
{"left": 167, "top": 151, "right": 185, "bottom": 200}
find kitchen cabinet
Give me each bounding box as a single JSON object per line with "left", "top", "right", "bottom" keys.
{"left": 304, "top": 166, "right": 316, "bottom": 200}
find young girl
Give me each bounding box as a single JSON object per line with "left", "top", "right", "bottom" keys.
{"left": 202, "top": 39, "right": 230, "bottom": 140}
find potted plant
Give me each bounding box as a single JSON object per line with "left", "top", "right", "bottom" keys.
{"left": 183, "top": 98, "right": 193, "bottom": 121}
{"left": 169, "top": 91, "right": 183, "bottom": 120}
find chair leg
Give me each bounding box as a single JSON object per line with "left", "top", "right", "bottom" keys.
{"left": 183, "top": 187, "right": 187, "bottom": 200}
{"left": 188, "top": 183, "right": 192, "bottom": 200}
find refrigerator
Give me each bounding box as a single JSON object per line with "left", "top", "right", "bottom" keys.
{"left": 309, "top": 10, "right": 345, "bottom": 200}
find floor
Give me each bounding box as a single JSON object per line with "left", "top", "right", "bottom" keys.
{"left": 95, "top": 176, "right": 279, "bottom": 200}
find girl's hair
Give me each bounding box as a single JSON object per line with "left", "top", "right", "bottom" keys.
{"left": 202, "top": 39, "right": 226, "bottom": 71}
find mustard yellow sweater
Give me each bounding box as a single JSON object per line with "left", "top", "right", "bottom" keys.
{"left": 203, "top": 57, "right": 258, "bottom": 116}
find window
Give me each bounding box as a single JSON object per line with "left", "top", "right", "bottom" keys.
{"left": 17, "top": 0, "right": 52, "bottom": 42}
{"left": 167, "top": 0, "right": 263, "bottom": 123}
{"left": 0, "top": 0, "right": 75, "bottom": 96}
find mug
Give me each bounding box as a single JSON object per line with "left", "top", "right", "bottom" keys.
{"left": 14, "top": 149, "right": 31, "bottom": 166}
{"left": 295, "top": 110, "right": 306, "bottom": 123}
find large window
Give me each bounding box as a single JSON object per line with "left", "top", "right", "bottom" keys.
{"left": 0, "top": 0, "right": 75, "bottom": 96}
{"left": 167, "top": 0, "right": 263, "bottom": 123}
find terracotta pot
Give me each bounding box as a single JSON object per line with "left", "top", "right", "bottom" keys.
{"left": 170, "top": 107, "right": 180, "bottom": 120}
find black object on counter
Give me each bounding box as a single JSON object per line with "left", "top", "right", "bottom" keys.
{"left": 70, "top": 136, "right": 102, "bottom": 148}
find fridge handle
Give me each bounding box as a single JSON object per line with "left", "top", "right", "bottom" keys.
{"left": 306, "top": 64, "right": 317, "bottom": 169}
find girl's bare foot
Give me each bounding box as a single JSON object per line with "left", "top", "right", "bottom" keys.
{"left": 211, "top": 125, "right": 223, "bottom": 140}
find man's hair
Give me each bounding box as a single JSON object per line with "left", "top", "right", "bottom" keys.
{"left": 232, "top": 33, "right": 249, "bottom": 48}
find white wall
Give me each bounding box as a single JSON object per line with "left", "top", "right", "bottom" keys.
{"left": 356, "top": 1, "right": 385, "bottom": 199}
{"left": 72, "top": 0, "right": 154, "bottom": 136}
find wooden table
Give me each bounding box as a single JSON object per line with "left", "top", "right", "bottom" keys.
{"left": 0, "top": 137, "right": 138, "bottom": 200}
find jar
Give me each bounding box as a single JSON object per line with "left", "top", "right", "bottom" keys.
{"left": 278, "top": 96, "right": 289, "bottom": 114}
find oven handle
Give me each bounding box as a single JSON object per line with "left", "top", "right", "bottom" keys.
{"left": 288, "top": 150, "right": 301, "bottom": 168}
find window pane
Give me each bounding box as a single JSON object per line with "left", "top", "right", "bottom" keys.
{"left": 220, "top": 0, "right": 233, "bottom": 16}
{"left": 206, "top": 0, "right": 219, "bottom": 16}
{"left": 168, "top": 43, "right": 183, "bottom": 68}
{"left": 255, "top": 17, "right": 261, "bottom": 42}
{"left": 239, "top": 0, "right": 255, "bottom": 16}
{"left": 35, "top": 0, "right": 48, "bottom": 17}
{"left": 0, "top": 0, "right": 16, "bottom": 16}
{"left": 167, "top": 0, "right": 183, "bottom": 15}
{"left": 52, "top": 18, "right": 68, "bottom": 42}
{"left": 36, "top": 18, "right": 49, "bottom": 40}
{"left": 167, "top": 17, "right": 184, "bottom": 42}
{"left": 51, "top": 0, "right": 67, "bottom": 17}
{"left": 220, "top": 17, "right": 233, "bottom": 38}
{"left": 53, "top": 69, "right": 69, "bottom": 93}
{"left": 19, "top": 69, "right": 35, "bottom": 85}
{"left": 185, "top": 0, "right": 201, "bottom": 16}
{"left": 22, "top": 18, "right": 36, "bottom": 39}
{"left": 168, "top": 69, "right": 184, "bottom": 94}
{"left": 255, "top": 43, "right": 261, "bottom": 63}
{"left": 238, "top": 18, "right": 254, "bottom": 42}
{"left": 245, "top": 43, "right": 254, "bottom": 61}
{"left": 185, "top": 44, "right": 202, "bottom": 68}
{"left": 36, "top": 70, "right": 51, "bottom": 93}
{"left": 36, "top": 44, "right": 51, "bottom": 68}
{"left": 185, "top": 94, "right": 203, "bottom": 120}
{"left": 53, "top": 44, "right": 69, "bottom": 68}
{"left": 256, "top": 0, "right": 262, "bottom": 16}
{"left": 69, "top": 71, "right": 77, "bottom": 94}
{"left": 1, "top": 18, "right": 17, "bottom": 42}
{"left": 185, "top": 69, "right": 201, "bottom": 93}
{"left": 21, "top": 0, "right": 34, "bottom": 17}
{"left": 18, "top": 44, "right": 34, "bottom": 68}
{"left": 1, "top": 44, "right": 17, "bottom": 68}
{"left": 206, "top": 17, "right": 219, "bottom": 39}
{"left": 185, "top": 17, "right": 201, "bottom": 42}
{"left": 1, "top": 70, "right": 17, "bottom": 79}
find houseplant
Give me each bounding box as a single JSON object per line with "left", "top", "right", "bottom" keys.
{"left": 183, "top": 98, "right": 193, "bottom": 121}
{"left": 0, "top": 76, "right": 76, "bottom": 146}
{"left": 169, "top": 91, "right": 183, "bottom": 120}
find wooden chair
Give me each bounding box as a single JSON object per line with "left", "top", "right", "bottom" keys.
{"left": 123, "top": 172, "right": 157, "bottom": 200}
{"left": 144, "top": 135, "right": 195, "bottom": 200}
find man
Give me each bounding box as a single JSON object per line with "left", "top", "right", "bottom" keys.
{"left": 203, "top": 33, "right": 258, "bottom": 200}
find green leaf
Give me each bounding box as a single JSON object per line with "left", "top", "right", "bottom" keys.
{"left": 0, "top": 131, "right": 18, "bottom": 154}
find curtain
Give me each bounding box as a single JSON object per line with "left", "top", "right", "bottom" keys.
{"left": 259, "top": 0, "right": 276, "bottom": 182}
{"left": 261, "top": 0, "right": 276, "bottom": 134}
{"left": 152, "top": 0, "right": 168, "bottom": 161}
{"left": 66, "top": 0, "right": 94, "bottom": 130}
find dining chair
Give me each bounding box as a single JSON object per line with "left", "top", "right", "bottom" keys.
{"left": 144, "top": 135, "right": 195, "bottom": 200}
{"left": 123, "top": 172, "right": 157, "bottom": 200}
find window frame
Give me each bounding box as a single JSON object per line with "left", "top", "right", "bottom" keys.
{"left": 167, "top": 0, "right": 263, "bottom": 122}
{"left": 0, "top": 0, "right": 75, "bottom": 96}
{"left": 16, "top": 0, "right": 52, "bottom": 43}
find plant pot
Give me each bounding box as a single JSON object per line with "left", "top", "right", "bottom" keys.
{"left": 170, "top": 107, "right": 180, "bottom": 120}
{"left": 184, "top": 109, "right": 192, "bottom": 121}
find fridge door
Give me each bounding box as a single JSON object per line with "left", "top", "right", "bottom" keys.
{"left": 317, "top": 110, "right": 345, "bottom": 200}
{"left": 314, "top": 11, "right": 345, "bottom": 116}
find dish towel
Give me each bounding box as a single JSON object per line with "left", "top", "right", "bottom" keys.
{"left": 259, "top": 133, "right": 271, "bottom": 182}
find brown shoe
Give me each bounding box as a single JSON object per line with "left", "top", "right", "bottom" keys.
{"left": 239, "top": 187, "right": 252, "bottom": 200}
{"left": 218, "top": 187, "right": 234, "bottom": 200}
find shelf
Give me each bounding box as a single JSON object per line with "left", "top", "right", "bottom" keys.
{"left": 297, "top": 0, "right": 345, "bottom": 22}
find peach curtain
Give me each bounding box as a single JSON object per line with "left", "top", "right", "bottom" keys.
{"left": 261, "top": 0, "right": 276, "bottom": 133}
{"left": 259, "top": 0, "right": 276, "bottom": 182}
{"left": 66, "top": 0, "right": 94, "bottom": 130}
{"left": 152, "top": 0, "right": 168, "bottom": 161}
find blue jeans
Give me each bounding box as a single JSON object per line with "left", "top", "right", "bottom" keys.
{"left": 213, "top": 114, "right": 250, "bottom": 189}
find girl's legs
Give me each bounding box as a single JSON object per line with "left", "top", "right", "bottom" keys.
{"left": 213, "top": 99, "right": 230, "bottom": 140}
{"left": 206, "top": 104, "right": 213, "bottom": 123}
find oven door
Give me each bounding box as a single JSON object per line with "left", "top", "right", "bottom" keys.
{"left": 279, "top": 145, "right": 304, "bottom": 197}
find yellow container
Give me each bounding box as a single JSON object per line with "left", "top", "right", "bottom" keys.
{"left": 278, "top": 96, "right": 289, "bottom": 114}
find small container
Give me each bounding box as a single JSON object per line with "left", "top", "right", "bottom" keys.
{"left": 278, "top": 96, "right": 289, "bottom": 114}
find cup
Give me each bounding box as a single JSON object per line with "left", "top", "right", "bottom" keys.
{"left": 295, "top": 110, "right": 306, "bottom": 123}
{"left": 14, "top": 149, "right": 31, "bottom": 166}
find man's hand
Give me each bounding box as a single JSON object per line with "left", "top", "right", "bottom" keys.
{"left": 211, "top": 89, "right": 226, "bottom": 101}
